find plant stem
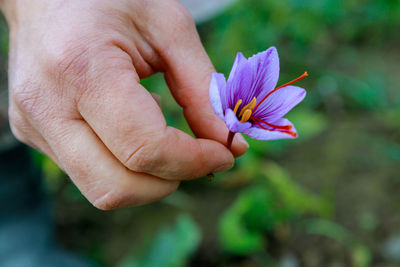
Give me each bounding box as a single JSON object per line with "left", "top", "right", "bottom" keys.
{"left": 207, "top": 131, "right": 235, "bottom": 181}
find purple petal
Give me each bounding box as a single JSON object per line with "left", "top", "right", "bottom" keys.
{"left": 253, "top": 85, "right": 306, "bottom": 120}
{"left": 227, "top": 52, "right": 247, "bottom": 84}
{"left": 248, "top": 47, "right": 280, "bottom": 102}
{"left": 226, "top": 52, "right": 254, "bottom": 108}
{"left": 224, "top": 108, "right": 252, "bottom": 133}
{"left": 209, "top": 72, "right": 227, "bottom": 120}
{"left": 244, "top": 118, "right": 298, "bottom": 140}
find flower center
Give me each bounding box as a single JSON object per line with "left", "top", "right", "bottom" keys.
{"left": 233, "top": 97, "right": 257, "bottom": 123}
{"left": 232, "top": 72, "right": 308, "bottom": 137}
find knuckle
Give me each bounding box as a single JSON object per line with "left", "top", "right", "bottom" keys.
{"left": 8, "top": 106, "right": 22, "bottom": 128}
{"left": 9, "top": 123, "right": 26, "bottom": 144}
{"left": 11, "top": 79, "right": 60, "bottom": 124}
{"left": 92, "top": 181, "right": 180, "bottom": 210}
{"left": 91, "top": 188, "right": 139, "bottom": 210}
{"left": 124, "top": 136, "right": 165, "bottom": 173}
{"left": 45, "top": 39, "right": 114, "bottom": 99}
{"left": 67, "top": 173, "right": 123, "bottom": 211}
{"left": 8, "top": 108, "right": 28, "bottom": 143}
{"left": 168, "top": 3, "right": 195, "bottom": 33}
{"left": 146, "top": 0, "right": 194, "bottom": 37}
{"left": 47, "top": 42, "right": 90, "bottom": 80}
{"left": 92, "top": 192, "right": 123, "bottom": 211}
{"left": 143, "top": 0, "right": 194, "bottom": 26}
{"left": 11, "top": 81, "right": 42, "bottom": 115}
{"left": 171, "top": 3, "right": 193, "bottom": 24}
{"left": 125, "top": 145, "right": 157, "bottom": 173}
{"left": 12, "top": 87, "right": 54, "bottom": 123}
{"left": 67, "top": 165, "right": 134, "bottom": 210}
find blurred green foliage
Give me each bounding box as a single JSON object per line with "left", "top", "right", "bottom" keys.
{"left": 219, "top": 161, "right": 332, "bottom": 255}
{"left": 119, "top": 215, "right": 201, "bottom": 267}
{"left": 1, "top": 0, "right": 400, "bottom": 266}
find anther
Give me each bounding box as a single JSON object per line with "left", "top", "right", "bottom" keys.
{"left": 239, "top": 97, "right": 257, "bottom": 117}
{"left": 233, "top": 99, "right": 242, "bottom": 115}
{"left": 240, "top": 109, "right": 252, "bottom": 123}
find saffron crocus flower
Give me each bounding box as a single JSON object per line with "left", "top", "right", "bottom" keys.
{"left": 209, "top": 47, "right": 307, "bottom": 148}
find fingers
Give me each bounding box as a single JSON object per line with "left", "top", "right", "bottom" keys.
{"left": 127, "top": 0, "right": 249, "bottom": 157}
{"left": 4, "top": 0, "right": 241, "bottom": 212}
{"left": 76, "top": 51, "right": 234, "bottom": 180}
{"left": 42, "top": 118, "right": 179, "bottom": 210}
{"left": 163, "top": 45, "right": 249, "bottom": 157}
{"left": 9, "top": 60, "right": 180, "bottom": 210}
{"left": 162, "top": 24, "right": 248, "bottom": 157}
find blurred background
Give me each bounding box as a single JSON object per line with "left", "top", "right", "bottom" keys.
{"left": 1, "top": 0, "right": 400, "bottom": 266}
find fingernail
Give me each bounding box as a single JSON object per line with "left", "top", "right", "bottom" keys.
{"left": 236, "top": 134, "right": 249, "bottom": 148}
{"left": 213, "top": 162, "right": 233, "bottom": 173}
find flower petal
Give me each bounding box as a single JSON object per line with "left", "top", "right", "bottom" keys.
{"left": 226, "top": 52, "right": 254, "bottom": 108}
{"left": 227, "top": 52, "right": 247, "bottom": 84}
{"left": 224, "top": 108, "right": 252, "bottom": 133}
{"left": 253, "top": 85, "right": 306, "bottom": 120}
{"left": 209, "top": 72, "right": 227, "bottom": 119}
{"left": 248, "top": 47, "right": 280, "bottom": 102}
{"left": 244, "top": 118, "right": 298, "bottom": 140}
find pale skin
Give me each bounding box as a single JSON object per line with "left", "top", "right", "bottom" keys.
{"left": 0, "top": 0, "right": 249, "bottom": 210}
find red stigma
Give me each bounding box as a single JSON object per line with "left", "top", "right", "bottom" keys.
{"left": 253, "top": 72, "right": 308, "bottom": 112}
{"left": 252, "top": 117, "right": 297, "bottom": 137}
{"left": 252, "top": 116, "right": 293, "bottom": 130}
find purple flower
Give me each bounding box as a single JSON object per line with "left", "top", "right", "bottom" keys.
{"left": 209, "top": 47, "right": 307, "bottom": 144}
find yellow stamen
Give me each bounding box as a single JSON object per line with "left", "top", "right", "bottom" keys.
{"left": 238, "top": 97, "right": 257, "bottom": 117}
{"left": 233, "top": 99, "right": 242, "bottom": 115}
{"left": 240, "top": 109, "right": 252, "bottom": 123}
{"left": 248, "top": 97, "right": 257, "bottom": 110}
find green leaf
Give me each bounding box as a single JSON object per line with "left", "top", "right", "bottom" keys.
{"left": 299, "top": 218, "right": 353, "bottom": 244}
{"left": 219, "top": 188, "right": 271, "bottom": 255}
{"left": 298, "top": 218, "right": 372, "bottom": 266}
{"left": 120, "top": 214, "right": 201, "bottom": 267}
{"left": 219, "top": 161, "right": 332, "bottom": 255}
{"left": 261, "top": 161, "right": 333, "bottom": 217}
{"left": 219, "top": 201, "right": 265, "bottom": 255}
{"left": 351, "top": 244, "right": 372, "bottom": 267}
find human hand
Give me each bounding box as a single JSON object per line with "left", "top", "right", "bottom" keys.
{"left": 1, "top": 0, "right": 248, "bottom": 209}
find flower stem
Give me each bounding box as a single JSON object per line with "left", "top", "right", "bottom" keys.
{"left": 207, "top": 131, "right": 235, "bottom": 182}
{"left": 226, "top": 131, "right": 235, "bottom": 150}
